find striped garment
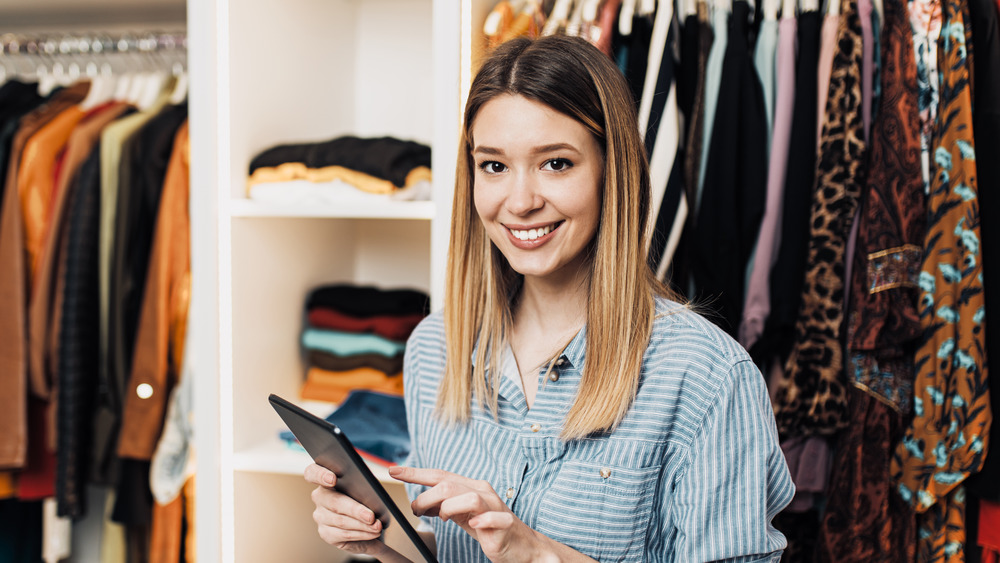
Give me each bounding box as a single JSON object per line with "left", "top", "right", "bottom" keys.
{"left": 402, "top": 297, "right": 794, "bottom": 561}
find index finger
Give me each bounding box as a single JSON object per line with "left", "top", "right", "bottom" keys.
{"left": 304, "top": 463, "right": 337, "bottom": 487}
{"left": 388, "top": 466, "right": 462, "bottom": 487}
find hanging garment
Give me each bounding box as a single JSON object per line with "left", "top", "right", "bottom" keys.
{"left": 0, "top": 83, "right": 88, "bottom": 470}
{"left": 28, "top": 103, "right": 130, "bottom": 464}
{"left": 754, "top": 9, "right": 822, "bottom": 366}
{"left": 817, "top": 0, "right": 925, "bottom": 555}
{"left": 690, "top": 0, "right": 767, "bottom": 336}
{"left": 681, "top": 1, "right": 713, "bottom": 209}
{"left": 891, "top": 0, "right": 990, "bottom": 557}
{"left": 845, "top": 0, "right": 926, "bottom": 419}
{"left": 593, "top": 0, "right": 623, "bottom": 55}
{"left": 910, "top": 0, "right": 943, "bottom": 192}
{"left": 815, "top": 12, "right": 842, "bottom": 146}
{"left": 739, "top": 13, "right": 797, "bottom": 351}
{"left": 693, "top": 3, "right": 729, "bottom": 218}
{"left": 773, "top": 0, "right": 867, "bottom": 438}
{"left": 55, "top": 145, "right": 104, "bottom": 519}
{"left": 816, "top": 389, "right": 917, "bottom": 561}
{"left": 964, "top": 0, "right": 1000, "bottom": 502}
{"left": 96, "top": 82, "right": 177, "bottom": 483}
{"left": 622, "top": 13, "right": 655, "bottom": 107}
{"left": 979, "top": 500, "right": 1000, "bottom": 562}
{"left": 860, "top": 0, "right": 875, "bottom": 142}
{"left": 664, "top": 1, "right": 713, "bottom": 286}
{"left": 108, "top": 104, "right": 188, "bottom": 451}
{"left": 643, "top": 11, "right": 686, "bottom": 278}
{"left": 117, "top": 121, "right": 191, "bottom": 461}
{"left": 753, "top": 13, "right": 778, "bottom": 143}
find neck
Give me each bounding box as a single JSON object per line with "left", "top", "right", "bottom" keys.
{"left": 514, "top": 270, "right": 589, "bottom": 337}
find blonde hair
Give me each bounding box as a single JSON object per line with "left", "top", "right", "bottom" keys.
{"left": 439, "top": 35, "right": 677, "bottom": 440}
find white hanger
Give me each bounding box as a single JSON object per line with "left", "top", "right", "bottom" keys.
{"left": 781, "top": 0, "right": 796, "bottom": 18}
{"left": 764, "top": 0, "right": 780, "bottom": 19}
{"left": 582, "top": 0, "right": 602, "bottom": 23}
{"left": 543, "top": 0, "right": 574, "bottom": 35}
{"left": 872, "top": 0, "right": 884, "bottom": 29}
{"left": 638, "top": 0, "right": 657, "bottom": 16}
{"left": 685, "top": 0, "right": 698, "bottom": 17}
{"left": 619, "top": 0, "right": 637, "bottom": 35}
{"left": 827, "top": 0, "right": 840, "bottom": 16}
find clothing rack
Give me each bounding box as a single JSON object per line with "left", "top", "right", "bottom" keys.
{"left": 0, "top": 31, "right": 187, "bottom": 83}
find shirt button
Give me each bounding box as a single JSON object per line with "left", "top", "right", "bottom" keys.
{"left": 530, "top": 423, "right": 541, "bottom": 433}
{"left": 555, "top": 357, "right": 566, "bottom": 367}
{"left": 506, "top": 487, "right": 515, "bottom": 499}
{"left": 136, "top": 383, "right": 154, "bottom": 399}
{"left": 600, "top": 468, "right": 612, "bottom": 479}
{"left": 548, "top": 371, "right": 559, "bottom": 382}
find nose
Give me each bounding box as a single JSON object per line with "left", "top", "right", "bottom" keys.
{"left": 505, "top": 171, "right": 543, "bottom": 216}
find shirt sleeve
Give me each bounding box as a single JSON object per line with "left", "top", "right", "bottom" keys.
{"left": 665, "top": 358, "right": 795, "bottom": 562}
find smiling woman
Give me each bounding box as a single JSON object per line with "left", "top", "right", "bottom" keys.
{"left": 305, "top": 34, "right": 795, "bottom": 562}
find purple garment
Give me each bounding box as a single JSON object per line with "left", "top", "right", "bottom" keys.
{"left": 781, "top": 435, "right": 833, "bottom": 512}
{"left": 739, "top": 16, "right": 798, "bottom": 350}
{"left": 860, "top": 0, "right": 874, "bottom": 142}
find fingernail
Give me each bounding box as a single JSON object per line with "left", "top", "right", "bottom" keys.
{"left": 360, "top": 510, "right": 374, "bottom": 524}
{"left": 388, "top": 466, "right": 401, "bottom": 476}
{"left": 323, "top": 473, "right": 335, "bottom": 486}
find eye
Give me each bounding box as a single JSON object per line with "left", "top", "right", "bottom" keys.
{"left": 478, "top": 161, "right": 507, "bottom": 174}
{"left": 542, "top": 158, "right": 573, "bottom": 172}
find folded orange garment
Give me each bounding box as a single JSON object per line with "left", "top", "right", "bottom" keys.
{"left": 300, "top": 366, "right": 403, "bottom": 404}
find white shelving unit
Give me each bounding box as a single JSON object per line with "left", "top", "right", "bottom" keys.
{"left": 2, "top": 0, "right": 494, "bottom": 560}
{"left": 186, "top": 0, "right": 491, "bottom": 561}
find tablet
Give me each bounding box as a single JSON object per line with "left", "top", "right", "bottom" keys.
{"left": 268, "top": 394, "right": 438, "bottom": 563}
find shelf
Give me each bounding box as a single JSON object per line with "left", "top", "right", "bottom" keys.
{"left": 230, "top": 198, "right": 435, "bottom": 220}
{"left": 233, "top": 438, "right": 394, "bottom": 484}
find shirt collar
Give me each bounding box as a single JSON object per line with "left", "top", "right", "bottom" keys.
{"left": 469, "top": 324, "right": 587, "bottom": 371}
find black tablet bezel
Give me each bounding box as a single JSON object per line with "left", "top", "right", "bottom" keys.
{"left": 268, "top": 393, "right": 438, "bottom": 563}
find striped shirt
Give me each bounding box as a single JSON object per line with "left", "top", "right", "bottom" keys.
{"left": 403, "top": 297, "right": 794, "bottom": 562}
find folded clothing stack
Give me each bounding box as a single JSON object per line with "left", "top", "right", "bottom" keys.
{"left": 247, "top": 136, "right": 432, "bottom": 203}
{"left": 299, "top": 284, "right": 429, "bottom": 403}
{"left": 280, "top": 390, "right": 410, "bottom": 466}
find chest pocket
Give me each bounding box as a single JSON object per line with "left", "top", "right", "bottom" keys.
{"left": 536, "top": 457, "right": 661, "bottom": 562}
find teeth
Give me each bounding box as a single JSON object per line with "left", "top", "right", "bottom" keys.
{"left": 510, "top": 223, "right": 555, "bottom": 241}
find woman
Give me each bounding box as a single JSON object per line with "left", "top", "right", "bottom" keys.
{"left": 305, "top": 35, "right": 793, "bottom": 562}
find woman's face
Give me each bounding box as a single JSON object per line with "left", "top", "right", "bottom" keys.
{"left": 471, "top": 94, "right": 604, "bottom": 286}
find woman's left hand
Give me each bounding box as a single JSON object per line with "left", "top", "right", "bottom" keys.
{"left": 388, "top": 466, "right": 548, "bottom": 563}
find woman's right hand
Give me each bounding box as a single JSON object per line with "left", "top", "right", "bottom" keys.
{"left": 304, "top": 463, "right": 391, "bottom": 556}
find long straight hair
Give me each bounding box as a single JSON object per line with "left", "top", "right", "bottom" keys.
{"left": 439, "top": 35, "right": 673, "bottom": 440}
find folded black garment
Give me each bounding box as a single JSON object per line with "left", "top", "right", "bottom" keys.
{"left": 306, "top": 349, "right": 405, "bottom": 376}
{"left": 248, "top": 136, "right": 431, "bottom": 189}
{"left": 306, "top": 285, "right": 430, "bottom": 318}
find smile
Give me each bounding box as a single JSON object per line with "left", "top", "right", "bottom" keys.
{"left": 507, "top": 221, "right": 563, "bottom": 241}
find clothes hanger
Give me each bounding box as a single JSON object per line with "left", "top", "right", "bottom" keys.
{"left": 619, "top": 0, "right": 637, "bottom": 35}
{"left": 781, "top": 0, "right": 796, "bottom": 19}
{"left": 826, "top": 0, "right": 840, "bottom": 17}
{"left": 684, "top": 0, "right": 698, "bottom": 18}
{"left": 871, "top": 0, "right": 883, "bottom": 29}
{"left": 764, "top": 0, "right": 780, "bottom": 19}
{"left": 543, "top": 0, "right": 574, "bottom": 35}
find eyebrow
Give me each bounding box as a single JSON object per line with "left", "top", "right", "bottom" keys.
{"left": 472, "top": 143, "right": 582, "bottom": 156}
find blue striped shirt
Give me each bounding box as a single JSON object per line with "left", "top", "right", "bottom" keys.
{"left": 403, "top": 297, "right": 794, "bottom": 562}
